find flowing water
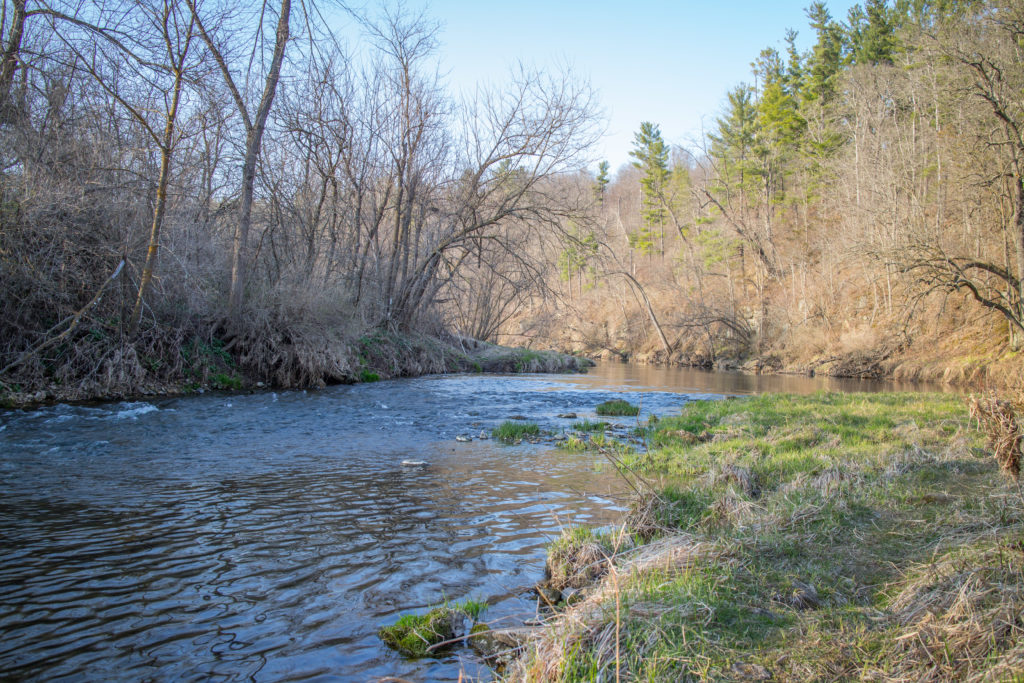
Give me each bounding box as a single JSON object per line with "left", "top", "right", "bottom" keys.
{"left": 0, "top": 364, "right": 950, "bottom": 681}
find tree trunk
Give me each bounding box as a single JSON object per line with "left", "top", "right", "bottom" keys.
{"left": 224, "top": 0, "right": 291, "bottom": 320}
{"left": 0, "top": 0, "right": 27, "bottom": 121}
{"left": 617, "top": 271, "right": 672, "bottom": 357}
{"left": 128, "top": 64, "right": 185, "bottom": 335}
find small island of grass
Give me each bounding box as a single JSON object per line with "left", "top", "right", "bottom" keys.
{"left": 492, "top": 420, "right": 541, "bottom": 443}
{"left": 595, "top": 399, "right": 639, "bottom": 416}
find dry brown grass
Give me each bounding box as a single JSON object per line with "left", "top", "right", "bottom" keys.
{"left": 507, "top": 533, "right": 726, "bottom": 682}
{"left": 883, "top": 542, "right": 1024, "bottom": 682}
{"left": 969, "top": 393, "right": 1024, "bottom": 482}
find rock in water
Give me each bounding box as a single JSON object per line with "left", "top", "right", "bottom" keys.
{"left": 401, "top": 460, "right": 429, "bottom": 467}
{"left": 469, "top": 625, "right": 540, "bottom": 665}
{"left": 535, "top": 585, "right": 562, "bottom": 605}
{"left": 455, "top": 434, "right": 471, "bottom": 442}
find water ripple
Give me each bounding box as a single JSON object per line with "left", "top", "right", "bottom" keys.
{"left": 0, "top": 366, "right": 750, "bottom": 681}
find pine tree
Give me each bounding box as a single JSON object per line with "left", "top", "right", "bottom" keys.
{"left": 804, "top": 2, "right": 846, "bottom": 104}
{"left": 709, "top": 86, "right": 761, "bottom": 201}
{"left": 629, "top": 122, "right": 670, "bottom": 256}
{"left": 784, "top": 28, "right": 805, "bottom": 96}
{"left": 595, "top": 160, "right": 610, "bottom": 203}
{"left": 849, "top": 0, "right": 899, "bottom": 65}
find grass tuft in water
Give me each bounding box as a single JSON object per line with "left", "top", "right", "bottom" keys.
{"left": 573, "top": 419, "right": 609, "bottom": 432}
{"left": 378, "top": 608, "right": 458, "bottom": 658}
{"left": 378, "top": 598, "right": 487, "bottom": 658}
{"left": 492, "top": 420, "right": 541, "bottom": 443}
{"left": 595, "top": 399, "right": 639, "bottom": 416}
{"left": 560, "top": 436, "right": 588, "bottom": 451}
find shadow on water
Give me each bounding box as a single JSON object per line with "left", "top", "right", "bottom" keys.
{"left": 0, "top": 363, "right": 952, "bottom": 681}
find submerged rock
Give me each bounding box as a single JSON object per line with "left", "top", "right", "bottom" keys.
{"left": 535, "top": 585, "right": 562, "bottom": 605}
{"left": 556, "top": 412, "right": 577, "bottom": 419}
{"left": 469, "top": 625, "right": 540, "bottom": 665}
{"left": 455, "top": 434, "right": 472, "bottom": 442}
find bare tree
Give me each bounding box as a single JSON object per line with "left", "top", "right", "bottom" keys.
{"left": 186, "top": 0, "right": 293, "bottom": 320}
{"left": 898, "top": 2, "right": 1024, "bottom": 349}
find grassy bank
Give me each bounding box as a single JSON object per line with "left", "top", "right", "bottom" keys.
{"left": 509, "top": 393, "right": 1024, "bottom": 681}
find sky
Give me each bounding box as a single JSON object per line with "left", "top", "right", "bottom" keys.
{"left": 346, "top": 1, "right": 860, "bottom": 174}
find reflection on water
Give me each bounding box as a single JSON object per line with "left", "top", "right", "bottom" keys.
{"left": 580, "top": 361, "right": 957, "bottom": 395}
{"left": 0, "top": 363, "right": 946, "bottom": 681}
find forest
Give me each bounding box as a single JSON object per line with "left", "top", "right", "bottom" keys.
{"left": 526, "top": 0, "right": 1024, "bottom": 387}
{"left": 1, "top": 0, "right": 1022, "bottom": 401}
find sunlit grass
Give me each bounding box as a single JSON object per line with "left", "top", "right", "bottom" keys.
{"left": 510, "top": 393, "right": 1024, "bottom": 682}
{"left": 492, "top": 420, "right": 540, "bottom": 443}
{"left": 595, "top": 399, "right": 639, "bottom": 416}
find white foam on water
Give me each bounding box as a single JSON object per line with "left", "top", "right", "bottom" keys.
{"left": 113, "top": 402, "right": 158, "bottom": 419}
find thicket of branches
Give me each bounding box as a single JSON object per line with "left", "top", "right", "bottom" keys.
{"left": 0, "top": 0, "right": 599, "bottom": 395}
{"left": 512, "top": 0, "right": 1024, "bottom": 381}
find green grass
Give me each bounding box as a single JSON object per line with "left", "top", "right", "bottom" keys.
{"left": 456, "top": 598, "right": 487, "bottom": 620}
{"left": 360, "top": 370, "right": 381, "bottom": 382}
{"left": 513, "top": 393, "right": 1024, "bottom": 682}
{"left": 595, "top": 399, "right": 639, "bottom": 416}
{"left": 209, "top": 372, "right": 242, "bottom": 390}
{"left": 560, "top": 436, "right": 588, "bottom": 451}
{"left": 572, "top": 419, "right": 609, "bottom": 432}
{"left": 492, "top": 420, "right": 541, "bottom": 443}
{"left": 378, "top": 608, "right": 456, "bottom": 658}
{"left": 378, "top": 598, "right": 487, "bottom": 658}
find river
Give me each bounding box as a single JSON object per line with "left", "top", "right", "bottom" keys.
{"left": 0, "top": 364, "right": 950, "bottom": 681}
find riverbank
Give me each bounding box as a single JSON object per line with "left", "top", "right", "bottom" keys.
{"left": 504, "top": 393, "right": 1024, "bottom": 681}
{"left": 0, "top": 331, "right": 591, "bottom": 409}
{"left": 590, "top": 339, "right": 1024, "bottom": 391}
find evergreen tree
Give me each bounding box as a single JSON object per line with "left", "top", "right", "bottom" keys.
{"left": 629, "top": 122, "right": 670, "bottom": 256}
{"left": 595, "top": 160, "right": 610, "bottom": 203}
{"left": 755, "top": 48, "right": 805, "bottom": 152}
{"left": 709, "top": 86, "right": 761, "bottom": 200}
{"left": 784, "top": 28, "right": 805, "bottom": 96}
{"left": 804, "top": 2, "right": 846, "bottom": 103}
{"left": 849, "top": 0, "right": 899, "bottom": 65}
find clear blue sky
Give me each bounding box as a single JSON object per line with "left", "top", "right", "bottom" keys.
{"left": 349, "top": 1, "right": 860, "bottom": 173}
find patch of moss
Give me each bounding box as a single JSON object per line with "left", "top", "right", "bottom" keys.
{"left": 379, "top": 599, "right": 487, "bottom": 659}
{"left": 360, "top": 370, "right": 381, "bottom": 383}
{"left": 378, "top": 607, "right": 458, "bottom": 658}
{"left": 209, "top": 373, "right": 242, "bottom": 390}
